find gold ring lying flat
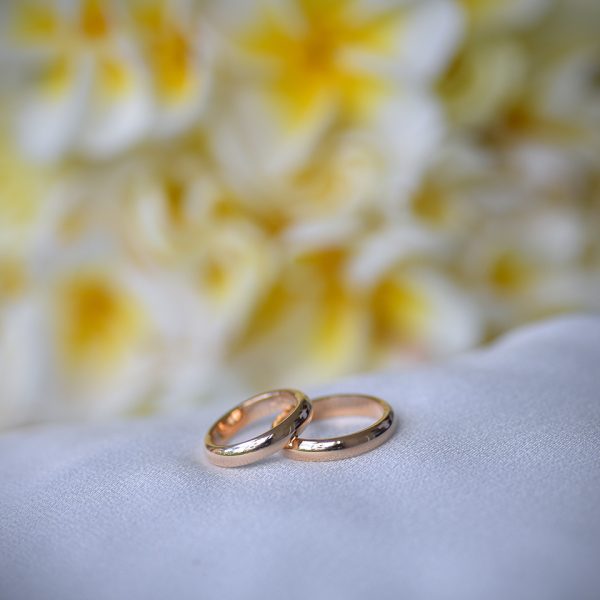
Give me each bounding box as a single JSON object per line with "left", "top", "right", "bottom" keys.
{"left": 205, "top": 389, "right": 312, "bottom": 467}
{"left": 282, "top": 394, "right": 395, "bottom": 461}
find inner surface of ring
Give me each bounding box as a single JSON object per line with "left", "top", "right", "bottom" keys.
{"left": 311, "top": 394, "right": 384, "bottom": 422}
{"left": 211, "top": 391, "right": 297, "bottom": 445}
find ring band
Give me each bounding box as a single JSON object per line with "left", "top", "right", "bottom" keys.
{"left": 205, "top": 389, "right": 312, "bottom": 467}
{"left": 282, "top": 394, "right": 395, "bottom": 461}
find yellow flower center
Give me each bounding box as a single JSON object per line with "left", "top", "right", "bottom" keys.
{"left": 80, "top": 0, "right": 110, "bottom": 40}
{"left": 489, "top": 252, "right": 534, "bottom": 293}
{"left": 148, "top": 26, "right": 194, "bottom": 101}
{"left": 372, "top": 277, "right": 430, "bottom": 344}
{"left": 244, "top": 0, "right": 400, "bottom": 126}
{"left": 56, "top": 272, "right": 145, "bottom": 372}
{"left": 412, "top": 184, "right": 449, "bottom": 226}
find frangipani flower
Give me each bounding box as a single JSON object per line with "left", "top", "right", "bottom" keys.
{"left": 369, "top": 264, "right": 482, "bottom": 365}
{"left": 237, "top": 0, "right": 457, "bottom": 121}
{"left": 209, "top": 0, "right": 462, "bottom": 175}
{"left": 461, "top": 204, "right": 594, "bottom": 333}
{"left": 216, "top": 89, "right": 444, "bottom": 240}
{"left": 408, "top": 144, "right": 482, "bottom": 236}
{"left": 0, "top": 253, "right": 152, "bottom": 424}
{"left": 232, "top": 238, "right": 481, "bottom": 391}
{"left": 230, "top": 245, "right": 374, "bottom": 390}
{"left": 4, "top": 0, "right": 211, "bottom": 161}
{"left": 1, "top": 239, "right": 235, "bottom": 425}
{"left": 117, "top": 150, "right": 279, "bottom": 338}
{"left": 128, "top": 0, "right": 213, "bottom": 138}
{"left": 498, "top": 34, "right": 600, "bottom": 187}
{"left": 52, "top": 266, "right": 148, "bottom": 380}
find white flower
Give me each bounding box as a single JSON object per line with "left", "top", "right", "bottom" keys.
{"left": 230, "top": 245, "right": 372, "bottom": 390}
{"left": 116, "top": 152, "right": 280, "bottom": 340}
{"left": 214, "top": 88, "right": 445, "bottom": 247}
{"left": 208, "top": 0, "right": 462, "bottom": 177}
{"left": 4, "top": 0, "right": 211, "bottom": 162}
{"left": 231, "top": 233, "right": 482, "bottom": 391}
{"left": 0, "top": 239, "right": 236, "bottom": 426}
{"left": 461, "top": 205, "right": 594, "bottom": 330}
{"left": 368, "top": 264, "right": 482, "bottom": 365}
{"left": 0, "top": 250, "right": 154, "bottom": 425}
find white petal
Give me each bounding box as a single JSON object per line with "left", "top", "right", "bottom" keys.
{"left": 398, "top": 0, "right": 464, "bottom": 84}
{"left": 407, "top": 267, "right": 483, "bottom": 355}
{"left": 209, "top": 83, "right": 333, "bottom": 184}
{"left": 349, "top": 224, "right": 443, "bottom": 287}
{"left": 371, "top": 90, "right": 445, "bottom": 202}
{"left": 0, "top": 299, "right": 46, "bottom": 428}
{"left": 16, "top": 55, "right": 92, "bottom": 162}
{"left": 77, "top": 42, "right": 153, "bottom": 158}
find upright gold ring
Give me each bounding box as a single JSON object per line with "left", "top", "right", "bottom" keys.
{"left": 282, "top": 394, "right": 395, "bottom": 461}
{"left": 205, "top": 389, "right": 312, "bottom": 467}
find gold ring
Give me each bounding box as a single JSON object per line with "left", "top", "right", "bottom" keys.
{"left": 282, "top": 394, "right": 395, "bottom": 461}
{"left": 204, "top": 389, "right": 312, "bottom": 467}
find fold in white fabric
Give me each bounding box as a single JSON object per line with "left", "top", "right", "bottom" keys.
{"left": 1, "top": 315, "right": 600, "bottom": 600}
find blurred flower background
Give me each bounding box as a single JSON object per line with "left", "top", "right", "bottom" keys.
{"left": 0, "top": 0, "right": 598, "bottom": 428}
